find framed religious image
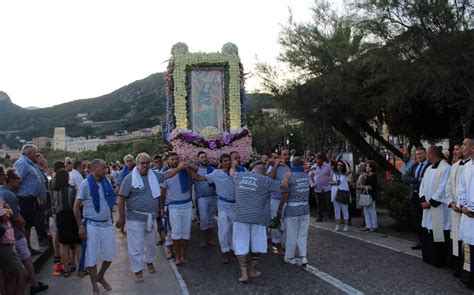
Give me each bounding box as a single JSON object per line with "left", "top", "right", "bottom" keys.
{"left": 166, "top": 42, "right": 245, "bottom": 133}
{"left": 189, "top": 67, "right": 226, "bottom": 133}
{"left": 165, "top": 42, "right": 253, "bottom": 164}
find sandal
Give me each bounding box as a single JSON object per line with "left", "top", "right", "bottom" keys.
{"left": 134, "top": 272, "right": 144, "bottom": 283}
{"left": 146, "top": 263, "right": 156, "bottom": 273}
{"left": 61, "top": 270, "right": 71, "bottom": 277}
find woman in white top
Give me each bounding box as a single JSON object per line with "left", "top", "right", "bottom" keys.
{"left": 330, "top": 160, "right": 351, "bottom": 232}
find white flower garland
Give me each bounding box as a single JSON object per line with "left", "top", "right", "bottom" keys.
{"left": 171, "top": 52, "right": 242, "bottom": 131}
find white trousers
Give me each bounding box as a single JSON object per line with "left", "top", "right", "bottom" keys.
{"left": 270, "top": 198, "right": 285, "bottom": 244}
{"left": 364, "top": 201, "right": 378, "bottom": 229}
{"left": 333, "top": 200, "right": 349, "bottom": 220}
{"left": 85, "top": 224, "right": 116, "bottom": 267}
{"left": 169, "top": 207, "right": 192, "bottom": 240}
{"left": 285, "top": 214, "right": 310, "bottom": 260}
{"left": 217, "top": 209, "right": 234, "bottom": 253}
{"left": 126, "top": 220, "right": 157, "bottom": 273}
{"left": 198, "top": 196, "right": 217, "bottom": 230}
{"left": 163, "top": 206, "right": 173, "bottom": 246}
{"left": 232, "top": 222, "right": 267, "bottom": 256}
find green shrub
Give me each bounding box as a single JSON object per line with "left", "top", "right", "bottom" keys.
{"left": 383, "top": 179, "right": 412, "bottom": 229}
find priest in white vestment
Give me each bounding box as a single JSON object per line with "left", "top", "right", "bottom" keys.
{"left": 456, "top": 138, "right": 474, "bottom": 289}
{"left": 446, "top": 139, "right": 471, "bottom": 277}
{"left": 419, "top": 146, "right": 451, "bottom": 268}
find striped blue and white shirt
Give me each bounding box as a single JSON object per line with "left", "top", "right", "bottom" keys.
{"left": 267, "top": 165, "right": 290, "bottom": 200}
{"left": 160, "top": 173, "right": 192, "bottom": 209}
{"left": 194, "top": 167, "right": 216, "bottom": 198}
{"left": 234, "top": 172, "right": 281, "bottom": 225}
{"left": 206, "top": 169, "right": 235, "bottom": 212}
{"left": 285, "top": 171, "right": 310, "bottom": 217}
{"left": 119, "top": 173, "right": 165, "bottom": 222}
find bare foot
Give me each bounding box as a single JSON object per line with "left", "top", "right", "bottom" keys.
{"left": 98, "top": 277, "right": 112, "bottom": 290}
{"left": 277, "top": 246, "right": 285, "bottom": 256}
{"left": 238, "top": 275, "right": 249, "bottom": 283}
{"left": 249, "top": 271, "right": 261, "bottom": 279}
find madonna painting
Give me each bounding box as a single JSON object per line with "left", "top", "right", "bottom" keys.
{"left": 190, "top": 68, "right": 225, "bottom": 133}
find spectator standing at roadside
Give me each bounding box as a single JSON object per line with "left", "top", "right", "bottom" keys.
{"left": 330, "top": 160, "right": 351, "bottom": 232}
{"left": 403, "top": 146, "right": 431, "bottom": 250}
{"left": 52, "top": 169, "right": 82, "bottom": 277}
{"left": 13, "top": 144, "right": 45, "bottom": 254}
{"left": 35, "top": 153, "right": 50, "bottom": 247}
{"left": 1, "top": 169, "right": 49, "bottom": 294}
{"left": 309, "top": 153, "right": 332, "bottom": 222}
{"left": 359, "top": 161, "right": 378, "bottom": 232}
{"left": 0, "top": 195, "right": 28, "bottom": 295}
{"left": 355, "top": 163, "right": 367, "bottom": 228}
{"left": 69, "top": 161, "right": 85, "bottom": 193}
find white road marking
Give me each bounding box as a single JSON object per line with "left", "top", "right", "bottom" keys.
{"left": 309, "top": 223, "right": 421, "bottom": 259}
{"left": 167, "top": 256, "right": 190, "bottom": 295}
{"left": 304, "top": 264, "right": 365, "bottom": 295}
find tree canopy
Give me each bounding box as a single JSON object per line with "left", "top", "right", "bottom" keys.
{"left": 258, "top": 0, "right": 474, "bottom": 173}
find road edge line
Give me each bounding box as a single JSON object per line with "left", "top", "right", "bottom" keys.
{"left": 304, "top": 264, "right": 365, "bottom": 295}
{"left": 162, "top": 246, "right": 190, "bottom": 295}
{"left": 309, "top": 223, "right": 421, "bottom": 259}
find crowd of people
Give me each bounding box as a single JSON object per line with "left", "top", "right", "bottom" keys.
{"left": 399, "top": 140, "right": 474, "bottom": 290}
{"left": 1, "top": 139, "right": 474, "bottom": 294}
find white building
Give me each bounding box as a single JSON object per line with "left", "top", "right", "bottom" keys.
{"left": 0, "top": 145, "right": 22, "bottom": 160}
{"left": 66, "top": 137, "right": 106, "bottom": 153}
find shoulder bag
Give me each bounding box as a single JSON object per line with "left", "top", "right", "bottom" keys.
{"left": 358, "top": 188, "right": 372, "bottom": 207}
{"left": 335, "top": 175, "right": 350, "bottom": 205}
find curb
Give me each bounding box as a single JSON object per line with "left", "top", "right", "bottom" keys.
{"left": 33, "top": 246, "right": 53, "bottom": 273}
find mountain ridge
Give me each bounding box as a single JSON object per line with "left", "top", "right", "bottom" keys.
{"left": 0, "top": 73, "right": 273, "bottom": 149}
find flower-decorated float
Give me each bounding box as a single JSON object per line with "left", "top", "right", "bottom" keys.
{"left": 165, "top": 42, "right": 252, "bottom": 164}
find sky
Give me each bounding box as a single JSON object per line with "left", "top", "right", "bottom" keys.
{"left": 0, "top": 0, "right": 342, "bottom": 108}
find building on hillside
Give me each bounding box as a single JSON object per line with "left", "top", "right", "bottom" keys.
{"left": 0, "top": 145, "right": 22, "bottom": 160}
{"left": 105, "top": 126, "right": 160, "bottom": 144}
{"left": 32, "top": 137, "right": 51, "bottom": 149}
{"left": 76, "top": 113, "right": 88, "bottom": 118}
{"left": 82, "top": 119, "right": 127, "bottom": 128}
{"left": 66, "top": 137, "right": 106, "bottom": 153}
{"left": 53, "top": 127, "right": 66, "bottom": 151}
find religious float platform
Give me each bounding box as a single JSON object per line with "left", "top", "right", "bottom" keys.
{"left": 165, "top": 42, "right": 252, "bottom": 164}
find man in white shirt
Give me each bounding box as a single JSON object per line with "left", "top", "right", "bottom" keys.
{"left": 69, "top": 161, "right": 85, "bottom": 192}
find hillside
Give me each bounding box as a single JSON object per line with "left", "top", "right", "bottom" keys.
{"left": 0, "top": 91, "right": 27, "bottom": 118}
{"left": 0, "top": 74, "right": 274, "bottom": 148}
{"left": 0, "top": 73, "right": 166, "bottom": 145}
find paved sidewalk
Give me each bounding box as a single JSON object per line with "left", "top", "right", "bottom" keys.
{"left": 35, "top": 228, "right": 183, "bottom": 295}
{"left": 310, "top": 216, "right": 422, "bottom": 259}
